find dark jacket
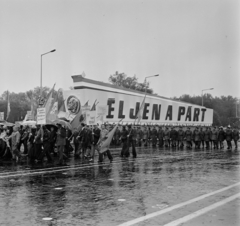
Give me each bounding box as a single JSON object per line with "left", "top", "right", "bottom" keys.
{"left": 56, "top": 127, "right": 66, "bottom": 146}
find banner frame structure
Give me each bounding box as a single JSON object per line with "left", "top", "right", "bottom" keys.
{"left": 61, "top": 75, "right": 213, "bottom": 126}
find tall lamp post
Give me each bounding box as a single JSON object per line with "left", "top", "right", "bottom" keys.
{"left": 40, "top": 49, "right": 56, "bottom": 96}
{"left": 144, "top": 74, "right": 159, "bottom": 93}
{"left": 201, "top": 88, "right": 214, "bottom": 106}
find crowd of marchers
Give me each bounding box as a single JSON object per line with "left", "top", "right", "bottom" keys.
{"left": 0, "top": 123, "right": 239, "bottom": 166}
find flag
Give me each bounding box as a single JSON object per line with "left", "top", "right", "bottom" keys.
{"left": 135, "top": 94, "right": 146, "bottom": 124}
{"left": 46, "top": 92, "right": 59, "bottom": 123}
{"left": 71, "top": 108, "right": 82, "bottom": 130}
{"left": 90, "top": 100, "right": 98, "bottom": 111}
{"left": 99, "top": 119, "right": 123, "bottom": 153}
{"left": 6, "top": 91, "right": 10, "bottom": 120}
{"left": 44, "top": 84, "right": 55, "bottom": 112}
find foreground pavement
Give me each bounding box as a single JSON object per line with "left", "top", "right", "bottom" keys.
{"left": 0, "top": 146, "right": 239, "bottom": 226}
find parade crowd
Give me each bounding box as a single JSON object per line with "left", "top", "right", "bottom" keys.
{"left": 0, "top": 123, "right": 239, "bottom": 165}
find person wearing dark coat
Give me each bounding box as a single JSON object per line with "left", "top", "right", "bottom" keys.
{"left": 21, "top": 126, "right": 29, "bottom": 154}
{"left": 177, "top": 126, "right": 185, "bottom": 148}
{"left": 193, "top": 127, "right": 201, "bottom": 149}
{"left": 199, "top": 127, "right": 205, "bottom": 148}
{"left": 232, "top": 128, "right": 239, "bottom": 150}
{"left": 126, "top": 125, "right": 137, "bottom": 158}
{"left": 157, "top": 126, "right": 164, "bottom": 148}
{"left": 218, "top": 127, "right": 225, "bottom": 149}
{"left": 170, "top": 127, "right": 178, "bottom": 148}
{"left": 56, "top": 124, "right": 66, "bottom": 165}
{"left": 225, "top": 126, "right": 233, "bottom": 150}
{"left": 90, "top": 124, "right": 101, "bottom": 162}
{"left": 28, "top": 127, "right": 37, "bottom": 162}
{"left": 34, "top": 125, "right": 43, "bottom": 162}
{"left": 41, "top": 125, "right": 53, "bottom": 162}
{"left": 204, "top": 127, "right": 211, "bottom": 149}
{"left": 48, "top": 126, "right": 57, "bottom": 154}
{"left": 120, "top": 126, "right": 128, "bottom": 157}
{"left": 185, "top": 127, "right": 192, "bottom": 149}
{"left": 151, "top": 126, "right": 158, "bottom": 147}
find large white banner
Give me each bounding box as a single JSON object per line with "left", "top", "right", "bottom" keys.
{"left": 63, "top": 89, "right": 213, "bottom": 125}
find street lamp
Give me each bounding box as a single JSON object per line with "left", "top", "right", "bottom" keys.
{"left": 201, "top": 88, "right": 214, "bottom": 106}
{"left": 144, "top": 74, "right": 159, "bottom": 93}
{"left": 40, "top": 49, "right": 56, "bottom": 96}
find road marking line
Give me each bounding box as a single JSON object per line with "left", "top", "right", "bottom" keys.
{"left": 163, "top": 192, "right": 240, "bottom": 226}
{"left": 117, "top": 182, "right": 240, "bottom": 226}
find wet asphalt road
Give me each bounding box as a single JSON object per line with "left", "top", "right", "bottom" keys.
{"left": 0, "top": 145, "right": 239, "bottom": 226}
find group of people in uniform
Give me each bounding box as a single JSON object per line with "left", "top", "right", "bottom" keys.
{"left": 113, "top": 124, "right": 239, "bottom": 151}
{"left": 0, "top": 123, "right": 239, "bottom": 165}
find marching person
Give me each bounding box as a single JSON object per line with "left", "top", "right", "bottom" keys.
{"left": 193, "top": 127, "right": 201, "bottom": 149}
{"left": 218, "top": 126, "right": 225, "bottom": 149}
{"left": 27, "top": 126, "right": 37, "bottom": 163}
{"left": 204, "top": 127, "right": 211, "bottom": 149}
{"left": 120, "top": 125, "right": 128, "bottom": 157}
{"left": 98, "top": 124, "right": 113, "bottom": 163}
{"left": 151, "top": 126, "right": 158, "bottom": 147}
{"left": 56, "top": 124, "right": 66, "bottom": 165}
{"left": 211, "top": 127, "right": 218, "bottom": 149}
{"left": 232, "top": 127, "right": 239, "bottom": 150}
{"left": 142, "top": 126, "right": 148, "bottom": 147}
{"left": 90, "top": 124, "right": 101, "bottom": 162}
{"left": 185, "top": 127, "right": 192, "bottom": 149}
{"left": 34, "top": 125, "right": 43, "bottom": 162}
{"left": 177, "top": 126, "right": 185, "bottom": 149}
{"left": 136, "top": 126, "right": 143, "bottom": 147}
{"left": 41, "top": 125, "right": 53, "bottom": 163}
{"left": 163, "top": 127, "right": 170, "bottom": 148}
{"left": 21, "top": 126, "right": 29, "bottom": 155}
{"left": 49, "top": 126, "right": 57, "bottom": 155}
{"left": 126, "top": 125, "right": 137, "bottom": 158}
{"left": 199, "top": 127, "right": 205, "bottom": 148}
{"left": 225, "top": 126, "right": 233, "bottom": 150}
{"left": 158, "top": 126, "right": 164, "bottom": 148}
{"left": 170, "top": 127, "right": 178, "bottom": 148}
{"left": 8, "top": 126, "right": 21, "bottom": 162}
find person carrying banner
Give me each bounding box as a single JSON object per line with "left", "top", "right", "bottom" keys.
{"left": 125, "top": 125, "right": 137, "bottom": 158}
{"left": 98, "top": 124, "right": 113, "bottom": 163}
{"left": 89, "top": 124, "right": 101, "bottom": 162}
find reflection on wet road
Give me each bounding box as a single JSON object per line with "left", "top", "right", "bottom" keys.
{"left": 0, "top": 147, "right": 239, "bottom": 226}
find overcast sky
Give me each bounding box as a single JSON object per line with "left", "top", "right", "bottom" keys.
{"left": 0, "top": 0, "right": 239, "bottom": 98}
